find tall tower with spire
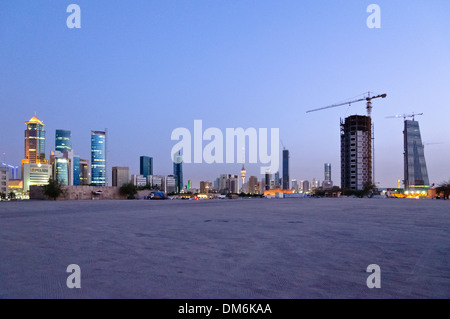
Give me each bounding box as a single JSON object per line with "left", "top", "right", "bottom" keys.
{"left": 240, "top": 148, "right": 246, "bottom": 192}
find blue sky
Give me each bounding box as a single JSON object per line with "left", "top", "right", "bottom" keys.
{"left": 1, "top": 0, "right": 449, "bottom": 188}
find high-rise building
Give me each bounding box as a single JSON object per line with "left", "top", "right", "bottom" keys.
{"left": 282, "top": 149, "right": 289, "bottom": 190}
{"left": 91, "top": 130, "right": 107, "bottom": 186}
{"left": 50, "top": 151, "right": 69, "bottom": 185}
{"left": 22, "top": 115, "right": 51, "bottom": 192}
{"left": 324, "top": 163, "right": 331, "bottom": 182}
{"left": 219, "top": 174, "right": 239, "bottom": 193}
{"left": 404, "top": 120, "right": 430, "bottom": 192}
{"left": 291, "top": 179, "right": 298, "bottom": 193}
{"left": 55, "top": 130, "right": 72, "bottom": 152}
{"left": 213, "top": 178, "right": 220, "bottom": 191}
{"left": 166, "top": 175, "right": 176, "bottom": 193}
{"left": 79, "top": 159, "right": 90, "bottom": 185}
{"left": 265, "top": 172, "right": 271, "bottom": 190}
{"left": 0, "top": 166, "right": 9, "bottom": 195}
{"left": 187, "top": 180, "right": 192, "bottom": 190}
{"left": 140, "top": 156, "right": 153, "bottom": 178}
{"left": 112, "top": 167, "right": 130, "bottom": 187}
{"left": 274, "top": 172, "right": 281, "bottom": 188}
{"left": 248, "top": 176, "right": 258, "bottom": 194}
{"left": 73, "top": 156, "right": 80, "bottom": 186}
{"left": 173, "top": 151, "right": 183, "bottom": 193}
{"left": 22, "top": 115, "right": 48, "bottom": 167}
{"left": 302, "top": 180, "right": 310, "bottom": 193}
{"left": 341, "top": 115, "right": 372, "bottom": 190}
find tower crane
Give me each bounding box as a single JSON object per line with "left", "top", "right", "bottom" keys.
{"left": 385, "top": 112, "right": 423, "bottom": 121}
{"left": 306, "top": 92, "right": 387, "bottom": 116}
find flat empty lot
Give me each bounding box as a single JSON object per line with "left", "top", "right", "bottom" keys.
{"left": 0, "top": 198, "right": 449, "bottom": 299}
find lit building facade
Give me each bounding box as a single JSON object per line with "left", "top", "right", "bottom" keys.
{"left": 91, "top": 130, "right": 107, "bottom": 186}
{"left": 79, "top": 159, "right": 90, "bottom": 185}
{"left": 341, "top": 115, "right": 372, "bottom": 190}
{"left": 22, "top": 115, "right": 48, "bottom": 167}
{"left": 55, "top": 130, "right": 72, "bottom": 152}
{"left": 0, "top": 166, "right": 8, "bottom": 195}
{"left": 22, "top": 115, "right": 51, "bottom": 192}
{"left": 248, "top": 176, "right": 259, "bottom": 194}
{"left": 51, "top": 151, "right": 69, "bottom": 185}
{"left": 404, "top": 120, "right": 430, "bottom": 192}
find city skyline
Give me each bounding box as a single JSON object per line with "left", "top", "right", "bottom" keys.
{"left": 1, "top": 1, "right": 449, "bottom": 188}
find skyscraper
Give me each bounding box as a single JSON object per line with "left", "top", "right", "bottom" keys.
{"left": 248, "top": 176, "right": 258, "bottom": 194}
{"left": 50, "top": 151, "right": 69, "bottom": 185}
{"left": 282, "top": 149, "right": 289, "bottom": 190}
{"left": 404, "top": 120, "right": 430, "bottom": 192}
{"left": 173, "top": 151, "right": 183, "bottom": 193}
{"left": 73, "top": 156, "right": 80, "bottom": 186}
{"left": 324, "top": 163, "right": 331, "bottom": 182}
{"left": 22, "top": 115, "right": 52, "bottom": 192}
{"left": 55, "top": 130, "right": 72, "bottom": 152}
{"left": 22, "top": 115, "right": 48, "bottom": 166}
{"left": 112, "top": 167, "right": 130, "bottom": 187}
{"left": 79, "top": 159, "right": 90, "bottom": 185}
{"left": 91, "top": 130, "right": 107, "bottom": 186}
{"left": 341, "top": 115, "right": 372, "bottom": 190}
{"left": 140, "top": 156, "right": 153, "bottom": 178}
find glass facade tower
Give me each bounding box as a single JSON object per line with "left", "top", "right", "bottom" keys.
{"left": 22, "top": 116, "right": 48, "bottom": 165}
{"left": 282, "top": 149, "right": 289, "bottom": 190}
{"left": 173, "top": 151, "right": 183, "bottom": 193}
{"left": 404, "top": 120, "right": 429, "bottom": 191}
{"left": 55, "top": 130, "right": 72, "bottom": 152}
{"left": 140, "top": 156, "right": 153, "bottom": 178}
{"left": 91, "top": 131, "right": 107, "bottom": 186}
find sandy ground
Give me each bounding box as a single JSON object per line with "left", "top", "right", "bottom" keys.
{"left": 0, "top": 198, "right": 449, "bottom": 299}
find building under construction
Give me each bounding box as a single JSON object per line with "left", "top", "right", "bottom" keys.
{"left": 341, "top": 115, "right": 372, "bottom": 190}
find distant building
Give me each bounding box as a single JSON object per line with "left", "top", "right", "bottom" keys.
{"left": 187, "top": 180, "right": 192, "bottom": 190}
{"left": 274, "top": 172, "right": 281, "bottom": 189}
{"left": 173, "top": 151, "right": 183, "bottom": 193}
{"left": 200, "top": 181, "right": 212, "bottom": 193}
{"left": 302, "top": 180, "right": 310, "bottom": 193}
{"left": 140, "top": 156, "right": 153, "bottom": 178}
{"left": 73, "top": 156, "right": 80, "bottom": 186}
{"left": 50, "top": 151, "right": 69, "bottom": 185}
{"left": 21, "top": 115, "right": 48, "bottom": 168}
{"left": 0, "top": 166, "right": 9, "bottom": 195}
{"left": 291, "top": 179, "right": 298, "bottom": 193}
{"left": 131, "top": 174, "right": 147, "bottom": 187}
{"left": 248, "top": 176, "right": 259, "bottom": 194}
{"left": 324, "top": 163, "right": 332, "bottom": 182}
{"left": 1, "top": 163, "right": 20, "bottom": 180}
{"left": 112, "top": 167, "right": 130, "bottom": 187}
{"left": 21, "top": 115, "right": 51, "bottom": 192}
{"left": 341, "top": 115, "right": 372, "bottom": 190}
{"left": 166, "top": 175, "right": 176, "bottom": 193}
{"left": 219, "top": 174, "right": 239, "bottom": 193}
{"left": 213, "top": 178, "right": 220, "bottom": 191}
{"left": 265, "top": 172, "right": 271, "bottom": 190}
{"left": 79, "top": 159, "right": 90, "bottom": 185}
{"left": 23, "top": 163, "right": 52, "bottom": 192}
{"left": 91, "top": 130, "right": 107, "bottom": 186}
{"left": 404, "top": 120, "right": 430, "bottom": 192}
{"left": 282, "top": 149, "right": 289, "bottom": 190}
{"left": 55, "top": 129, "right": 72, "bottom": 152}
{"left": 148, "top": 175, "right": 166, "bottom": 191}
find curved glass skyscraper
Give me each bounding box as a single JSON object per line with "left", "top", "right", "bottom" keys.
{"left": 91, "top": 130, "right": 107, "bottom": 186}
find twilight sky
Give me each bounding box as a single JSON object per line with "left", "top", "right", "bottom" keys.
{"left": 1, "top": 0, "right": 449, "bottom": 188}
